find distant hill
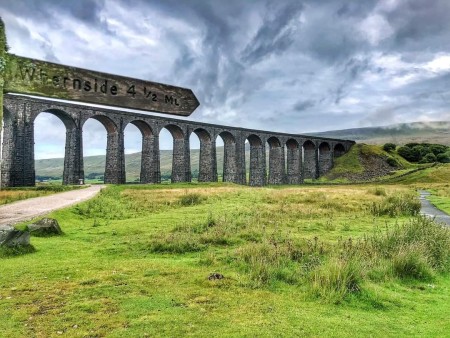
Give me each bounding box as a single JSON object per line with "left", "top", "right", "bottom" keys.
{"left": 309, "top": 121, "right": 450, "bottom": 146}
{"left": 36, "top": 148, "right": 227, "bottom": 182}
{"left": 35, "top": 121, "right": 450, "bottom": 181}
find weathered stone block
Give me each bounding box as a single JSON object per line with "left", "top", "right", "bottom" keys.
{"left": 0, "top": 225, "right": 30, "bottom": 247}
{"left": 27, "top": 218, "right": 63, "bottom": 236}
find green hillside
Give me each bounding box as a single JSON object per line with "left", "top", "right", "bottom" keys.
{"left": 36, "top": 148, "right": 226, "bottom": 182}
{"left": 310, "top": 121, "right": 450, "bottom": 145}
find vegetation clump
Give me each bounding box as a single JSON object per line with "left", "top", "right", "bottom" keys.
{"left": 0, "top": 244, "right": 35, "bottom": 258}
{"left": 383, "top": 143, "right": 396, "bottom": 152}
{"left": 368, "top": 193, "right": 421, "bottom": 217}
{"left": 397, "top": 143, "right": 450, "bottom": 163}
{"left": 179, "top": 192, "right": 204, "bottom": 206}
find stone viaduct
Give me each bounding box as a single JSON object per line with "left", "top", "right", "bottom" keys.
{"left": 1, "top": 94, "right": 354, "bottom": 187}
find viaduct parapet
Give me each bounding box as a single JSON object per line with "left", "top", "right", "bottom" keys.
{"left": 1, "top": 94, "right": 355, "bottom": 187}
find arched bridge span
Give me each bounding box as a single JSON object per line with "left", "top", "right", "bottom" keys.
{"left": 1, "top": 95, "right": 355, "bottom": 187}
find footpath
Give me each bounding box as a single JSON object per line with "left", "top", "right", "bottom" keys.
{"left": 418, "top": 190, "right": 450, "bottom": 226}
{"left": 0, "top": 185, "right": 104, "bottom": 226}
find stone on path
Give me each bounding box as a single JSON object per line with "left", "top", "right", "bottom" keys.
{"left": 0, "top": 224, "right": 30, "bottom": 247}
{"left": 27, "top": 218, "right": 63, "bottom": 236}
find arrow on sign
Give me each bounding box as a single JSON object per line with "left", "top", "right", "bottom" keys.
{"left": 2, "top": 54, "right": 200, "bottom": 117}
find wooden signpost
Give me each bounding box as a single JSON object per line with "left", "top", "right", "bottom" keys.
{"left": 0, "top": 17, "right": 199, "bottom": 129}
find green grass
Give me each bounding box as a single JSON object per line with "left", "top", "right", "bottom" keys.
{"left": 388, "top": 164, "right": 450, "bottom": 185}
{"left": 1, "top": 182, "right": 450, "bottom": 337}
{"left": 428, "top": 185, "right": 450, "bottom": 214}
{"left": 328, "top": 144, "right": 364, "bottom": 175}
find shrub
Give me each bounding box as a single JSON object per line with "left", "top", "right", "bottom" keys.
{"left": 179, "top": 193, "right": 204, "bottom": 206}
{"left": 386, "top": 157, "right": 398, "bottom": 167}
{"left": 397, "top": 146, "right": 419, "bottom": 162}
{"left": 383, "top": 143, "right": 396, "bottom": 152}
{"left": 367, "top": 217, "right": 450, "bottom": 272}
{"left": 237, "top": 241, "right": 300, "bottom": 287}
{"left": 0, "top": 244, "right": 35, "bottom": 258}
{"left": 310, "top": 257, "right": 362, "bottom": 303}
{"left": 369, "top": 193, "right": 421, "bottom": 217}
{"left": 392, "top": 244, "right": 435, "bottom": 281}
{"left": 419, "top": 152, "right": 436, "bottom": 164}
{"left": 147, "top": 232, "right": 204, "bottom": 254}
{"left": 397, "top": 143, "right": 449, "bottom": 163}
{"left": 437, "top": 152, "right": 450, "bottom": 163}
{"left": 370, "top": 187, "right": 387, "bottom": 196}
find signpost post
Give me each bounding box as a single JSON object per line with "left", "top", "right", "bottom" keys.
{"left": 0, "top": 18, "right": 6, "bottom": 129}
{"left": 0, "top": 17, "right": 200, "bottom": 131}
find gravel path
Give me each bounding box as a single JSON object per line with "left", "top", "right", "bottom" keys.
{"left": 418, "top": 190, "right": 450, "bottom": 226}
{"left": 0, "top": 185, "right": 104, "bottom": 226}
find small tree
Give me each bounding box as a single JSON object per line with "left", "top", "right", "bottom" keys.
{"left": 383, "top": 143, "right": 396, "bottom": 152}
{"left": 437, "top": 152, "right": 450, "bottom": 163}
{"left": 419, "top": 153, "right": 437, "bottom": 164}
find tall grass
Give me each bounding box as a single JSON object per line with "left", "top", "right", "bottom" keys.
{"left": 233, "top": 216, "right": 449, "bottom": 302}
{"left": 368, "top": 193, "right": 421, "bottom": 217}
{"left": 72, "top": 185, "right": 449, "bottom": 304}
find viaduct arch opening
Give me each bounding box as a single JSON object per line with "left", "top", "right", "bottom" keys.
{"left": 217, "top": 131, "right": 236, "bottom": 182}
{"left": 303, "top": 140, "right": 317, "bottom": 180}
{"left": 319, "top": 142, "right": 332, "bottom": 176}
{"left": 34, "top": 109, "right": 80, "bottom": 185}
{"left": 34, "top": 112, "right": 66, "bottom": 184}
{"left": 161, "top": 124, "right": 190, "bottom": 183}
{"left": 84, "top": 115, "right": 123, "bottom": 184}
{"left": 246, "top": 134, "right": 265, "bottom": 186}
{"left": 286, "top": 138, "right": 301, "bottom": 184}
{"left": 267, "top": 136, "right": 285, "bottom": 185}
{"left": 192, "top": 128, "right": 215, "bottom": 182}
{"left": 334, "top": 143, "right": 345, "bottom": 158}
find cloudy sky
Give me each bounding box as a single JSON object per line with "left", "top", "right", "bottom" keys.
{"left": 2, "top": 0, "right": 450, "bottom": 158}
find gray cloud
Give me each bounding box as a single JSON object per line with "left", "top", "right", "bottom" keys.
{"left": 241, "top": 1, "right": 303, "bottom": 65}
{"left": 1, "top": 0, "right": 450, "bottom": 156}
{"left": 293, "top": 99, "right": 316, "bottom": 112}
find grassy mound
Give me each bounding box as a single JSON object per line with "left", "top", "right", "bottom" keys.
{"left": 322, "top": 144, "right": 416, "bottom": 183}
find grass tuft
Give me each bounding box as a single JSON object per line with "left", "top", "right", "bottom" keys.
{"left": 310, "top": 257, "right": 362, "bottom": 303}
{"left": 0, "top": 244, "right": 35, "bottom": 258}
{"left": 179, "top": 193, "right": 204, "bottom": 206}
{"left": 369, "top": 193, "right": 421, "bottom": 217}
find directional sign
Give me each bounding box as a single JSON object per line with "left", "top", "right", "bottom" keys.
{"left": 3, "top": 54, "right": 200, "bottom": 116}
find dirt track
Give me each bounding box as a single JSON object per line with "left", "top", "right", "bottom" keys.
{"left": 0, "top": 185, "right": 104, "bottom": 226}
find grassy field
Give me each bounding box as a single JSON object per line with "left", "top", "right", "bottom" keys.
{"left": 1, "top": 177, "right": 450, "bottom": 337}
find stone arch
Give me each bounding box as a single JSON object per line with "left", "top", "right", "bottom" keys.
{"left": 191, "top": 128, "right": 216, "bottom": 182}
{"left": 87, "top": 114, "right": 118, "bottom": 133}
{"left": 83, "top": 114, "right": 124, "bottom": 184}
{"left": 318, "top": 142, "right": 332, "bottom": 176}
{"left": 161, "top": 124, "right": 190, "bottom": 183}
{"left": 303, "top": 140, "right": 317, "bottom": 179}
{"left": 286, "top": 138, "right": 302, "bottom": 184}
{"left": 124, "top": 120, "right": 156, "bottom": 183}
{"left": 334, "top": 143, "right": 346, "bottom": 158}
{"left": 216, "top": 131, "right": 237, "bottom": 182}
{"left": 32, "top": 108, "right": 77, "bottom": 129}
{"left": 1, "top": 107, "right": 26, "bottom": 187}
{"left": 34, "top": 109, "right": 81, "bottom": 185}
{"left": 246, "top": 134, "right": 265, "bottom": 186}
{"left": 267, "top": 136, "right": 285, "bottom": 184}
